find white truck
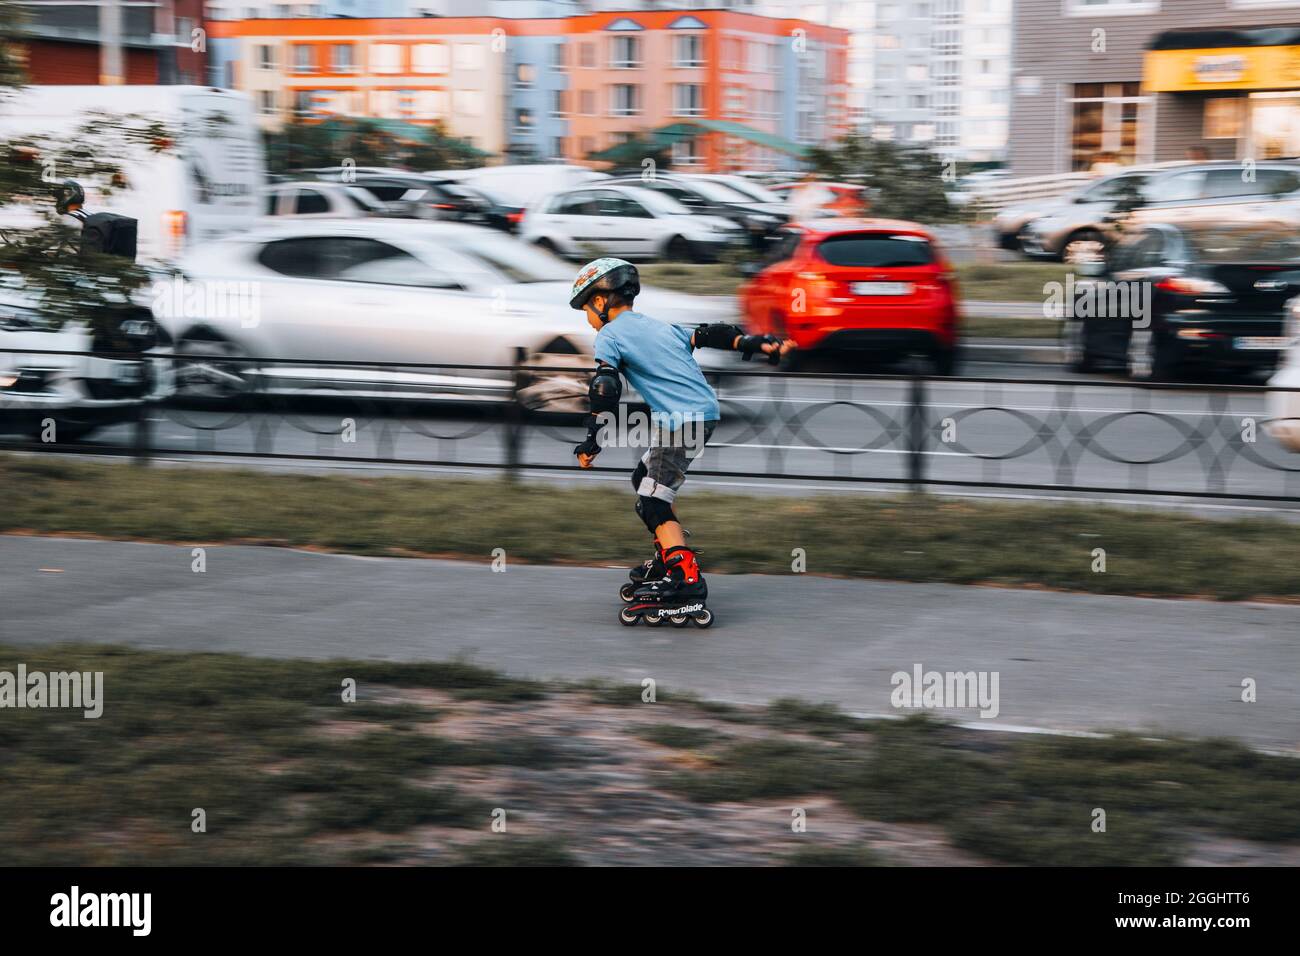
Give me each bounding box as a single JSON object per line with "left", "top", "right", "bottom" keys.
{"left": 0, "top": 86, "right": 264, "bottom": 442}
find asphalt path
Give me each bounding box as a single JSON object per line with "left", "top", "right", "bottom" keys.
{"left": 2, "top": 535, "right": 1295, "bottom": 750}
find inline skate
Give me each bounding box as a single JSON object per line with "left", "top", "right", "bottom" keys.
{"left": 618, "top": 547, "right": 713, "bottom": 628}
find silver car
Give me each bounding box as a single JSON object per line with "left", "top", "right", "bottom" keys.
{"left": 1021, "top": 161, "right": 1300, "bottom": 264}
{"left": 158, "top": 218, "right": 730, "bottom": 409}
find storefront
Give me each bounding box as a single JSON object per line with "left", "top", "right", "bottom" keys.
{"left": 1145, "top": 26, "right": 1300, "bottom": 160}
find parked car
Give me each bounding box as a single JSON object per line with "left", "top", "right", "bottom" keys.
{"left": 159, "top": 219, "right": 729, "bottom": 408}
{"left": 521, "top": 184, "right": 745, "bottom": 262}
{"left": 430, "top": 164, "right": 609, "bottom": 210}
{"left": 1021, "top": 161, "right": 1300, "bottom": 264}
{"left": 1062, "top": 222, "right": 1296, "bottom": 380}
{"left": 769, "top": 181, "right": 870, "bottom": 218}
{"left": 1267, "top": 300, "right": 1300, "bottom": 452}
{"left": 450, "top": 182, "right": 525, "bottom": 234}
{"left": 739, "top": 219, "right": 961, "bottom": 374}
{"left": 601, "top": 173, "right": 787, "bottom": 246}
{"left": 262, "top": 181, "right": 387, "bottom": 219}
{"left": 692, "top": 173, "right": 791, "bottom": 211}
{"left": 304, "top": 169, "right": 492, "bottom": 223}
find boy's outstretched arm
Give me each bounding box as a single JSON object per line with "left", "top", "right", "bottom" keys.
{"left": 692, "top": 323, "right": 795, "bottom": 364}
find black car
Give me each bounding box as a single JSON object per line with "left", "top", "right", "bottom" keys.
{"left": 603, "top": 173, "right": 786, "bottom": 247}
{"left": 300, "top": 168, "right": 492, "bottom": 224}
{"left": 1063, "top": 222, "right": 1296, "bottom": 380}
{"left": 442, "top": 182, "right": 525, "bottom": 234}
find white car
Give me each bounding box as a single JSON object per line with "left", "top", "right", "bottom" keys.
{"left": 0, "top": 276, "right": 174, "bottom": 442}
{"left": 159, "top": 219, "right": 730, "bottom": 408}
{"left": 261, "top": 181, "right": 387, "bottom": 219}
{"left": 521, "top": 184, "right": 744, "bottom": 262}
{"left": 1267, "top": 301, "right": 1300, "bottom": 452}
{"left": 430, "top": 164, "right": 608, "bottom": 209}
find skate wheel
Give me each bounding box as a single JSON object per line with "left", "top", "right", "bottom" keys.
{"left": 669, "top": 613, "right": 688, "bottom": 627}
{"left": 693, "top": 608, "right": 714, "bottom": 628}
{"left": 644, "top": 610, "right": 664, "bottom": 627}
{"left": 619, "top": 606, "right": 639, "bottom": 626}
{"left": 620, "top": 582, "right": 638, "bottom": 602}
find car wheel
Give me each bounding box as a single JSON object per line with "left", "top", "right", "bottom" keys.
{"left": 931, "top": 345, "right": 961, "bottom": 377}
{"left": 175, "top": 333, "right": 255, "bottom": 404}
{"left": 665, "top": 235, "right": 693, "bottom": 263}
{"left": 533, "top": 237, "right": 563, "bottom": 259}
{"left": 1062, "top": 319, "right": 1097, "bottom": 373}
{"left": 1062, "top": 230, "right": 1106, "bottom": 266}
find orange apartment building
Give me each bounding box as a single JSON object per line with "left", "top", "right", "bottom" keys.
{"left": 208, "top": 9, "right": 849, "bottom": 171}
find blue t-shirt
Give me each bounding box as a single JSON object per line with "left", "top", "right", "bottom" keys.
{"left": 594, "top": 311, "right": 720, "bottom": 423}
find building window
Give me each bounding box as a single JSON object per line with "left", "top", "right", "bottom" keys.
{"left": 514, "top": 108, "right": 533, "bottom": 133}
{"left": 551, "top": 44, "right": 566, "bottom": 70}
{"left": 671, "top": 138, "right": 702, "bottom": 167}
{"left": 1069, "top": 82, "right": 1151, "bottom": 170}
{"left": 292, "top": 44, "right": 314, "bottom": 74}
{"left": 454, "top": 90, "right": 483, "bottom": 115}
{"left": 550, "top": 89, "right": 567, "bottom": 117}
{"left": 331, "top": 44, "right": 355, "bottom": 72}
{"left": 454, "top": 44, "right": 484, "bottom": 71}
{"left": 1204, "top": 97, "right": 1245, "bottom": 139}
{"left": 412, "top": 43, "right": 448, "bottom": 74}
{"left": 258, "top": 90, "right": 276, "bottom": 115}
{"left": 579, "top": 89, "right": 596, "bottom": 115}
{"left": 673, "top": 83, "right": 704, "bottom": 117}
{"left": 176, "top": 17, "right": 193, "bottom": 43}
{"left": 1065, "top": 0, "right": 1160, "bottom": 15}
{"left": 257, "top": 45, "right": 276, "bottom": 70}
{"left": 551, "top": 137, "right": 565, "bottom": 160}
{"left": 724, "top": 86, "right": 747, "bottom": 118}
{"left": 722, "top": 38, "right": 743, "bottom": 70}
{"left": 610, "top": 84, "right": 641, "bottom": 116}
{"left": 515, "top": 63, "right": 535, "bottom": 88}
{"left": 610, "top": 35, "right": 641, "bottom": 69}
{"left": 294, "top": 90, "right": 315, "bottom": 115}
{"left": 371, "top": 44, "right": 401, "bottom": 75}
{"left": 674, "top": 34, "right": 704, "bottom": 68}
{"left": 579, "top": 42, "right": 596, "bottom": 69}
{"left": 411, "top": 90, "right": 448, "bottom": 120}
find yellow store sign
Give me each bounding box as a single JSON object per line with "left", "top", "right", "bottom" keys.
{"left": 1144, "top": 45, "right": 1300, "bottom": 92}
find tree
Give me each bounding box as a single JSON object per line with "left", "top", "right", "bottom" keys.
{"left": 263, "top": 117, "right": 485, "bottom": 175}
{"left": 1, "top": 6, "right": 172, "bottom": 330}
{"left": 806, "top": 132, "right": 955, "bottom": 224}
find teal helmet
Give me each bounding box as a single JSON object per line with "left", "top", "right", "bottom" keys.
{"left": 570, "top": 257, "right": 640, "bottom": 317}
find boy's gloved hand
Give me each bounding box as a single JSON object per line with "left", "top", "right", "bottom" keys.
{"left": 574, "top": 428, "right": 601, "bottom": 468}
{"left": 737, "top": 333, "right": 786, "bottom": 365}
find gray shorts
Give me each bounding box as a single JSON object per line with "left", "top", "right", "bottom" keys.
{"left": 636, "top": 419, "right": 717, "bottom": 502}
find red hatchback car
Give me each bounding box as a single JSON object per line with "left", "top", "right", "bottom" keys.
{"left": 739, "top": 219, "right": 962, "bottom": 374}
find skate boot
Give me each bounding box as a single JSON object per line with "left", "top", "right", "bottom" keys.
{"left": 620, "top": 542, "right": 665, "bottom": 602}
{"left": 619, "top": 547, "right": 713, "bottom": 628}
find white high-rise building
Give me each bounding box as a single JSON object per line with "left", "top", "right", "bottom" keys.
{"left": 755, "top": 0, "right": 1009, "bottom": 162}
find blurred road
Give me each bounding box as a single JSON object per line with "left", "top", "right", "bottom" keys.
{"left": 3, "top": 535, "right": 1296, "bottom": 750}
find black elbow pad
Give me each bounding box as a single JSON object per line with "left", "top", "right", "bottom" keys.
{"left": 694, "top": 323, "right": 745, "bottom": 350}
{"left": 588, "top": 366, "right": 622, "bottom": 415}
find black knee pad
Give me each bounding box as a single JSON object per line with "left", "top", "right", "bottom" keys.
{"left": 630, "top": 461, "right": 647, "bottom": 494}
{"left": 635, "top": 495, "right": 675, "bottom": 534}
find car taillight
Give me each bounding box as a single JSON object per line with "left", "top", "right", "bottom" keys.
{"left": 1155, "top": 276, "right": 1230, "bottom": 296}
{"left": 429, "top": 202, "right": 456, "bottom": 211}
{"left": 162, "top": 209, "right": 186, "bottom": 256}
{"left": 507, "top": 211, "right": 524, "bottom": 224}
